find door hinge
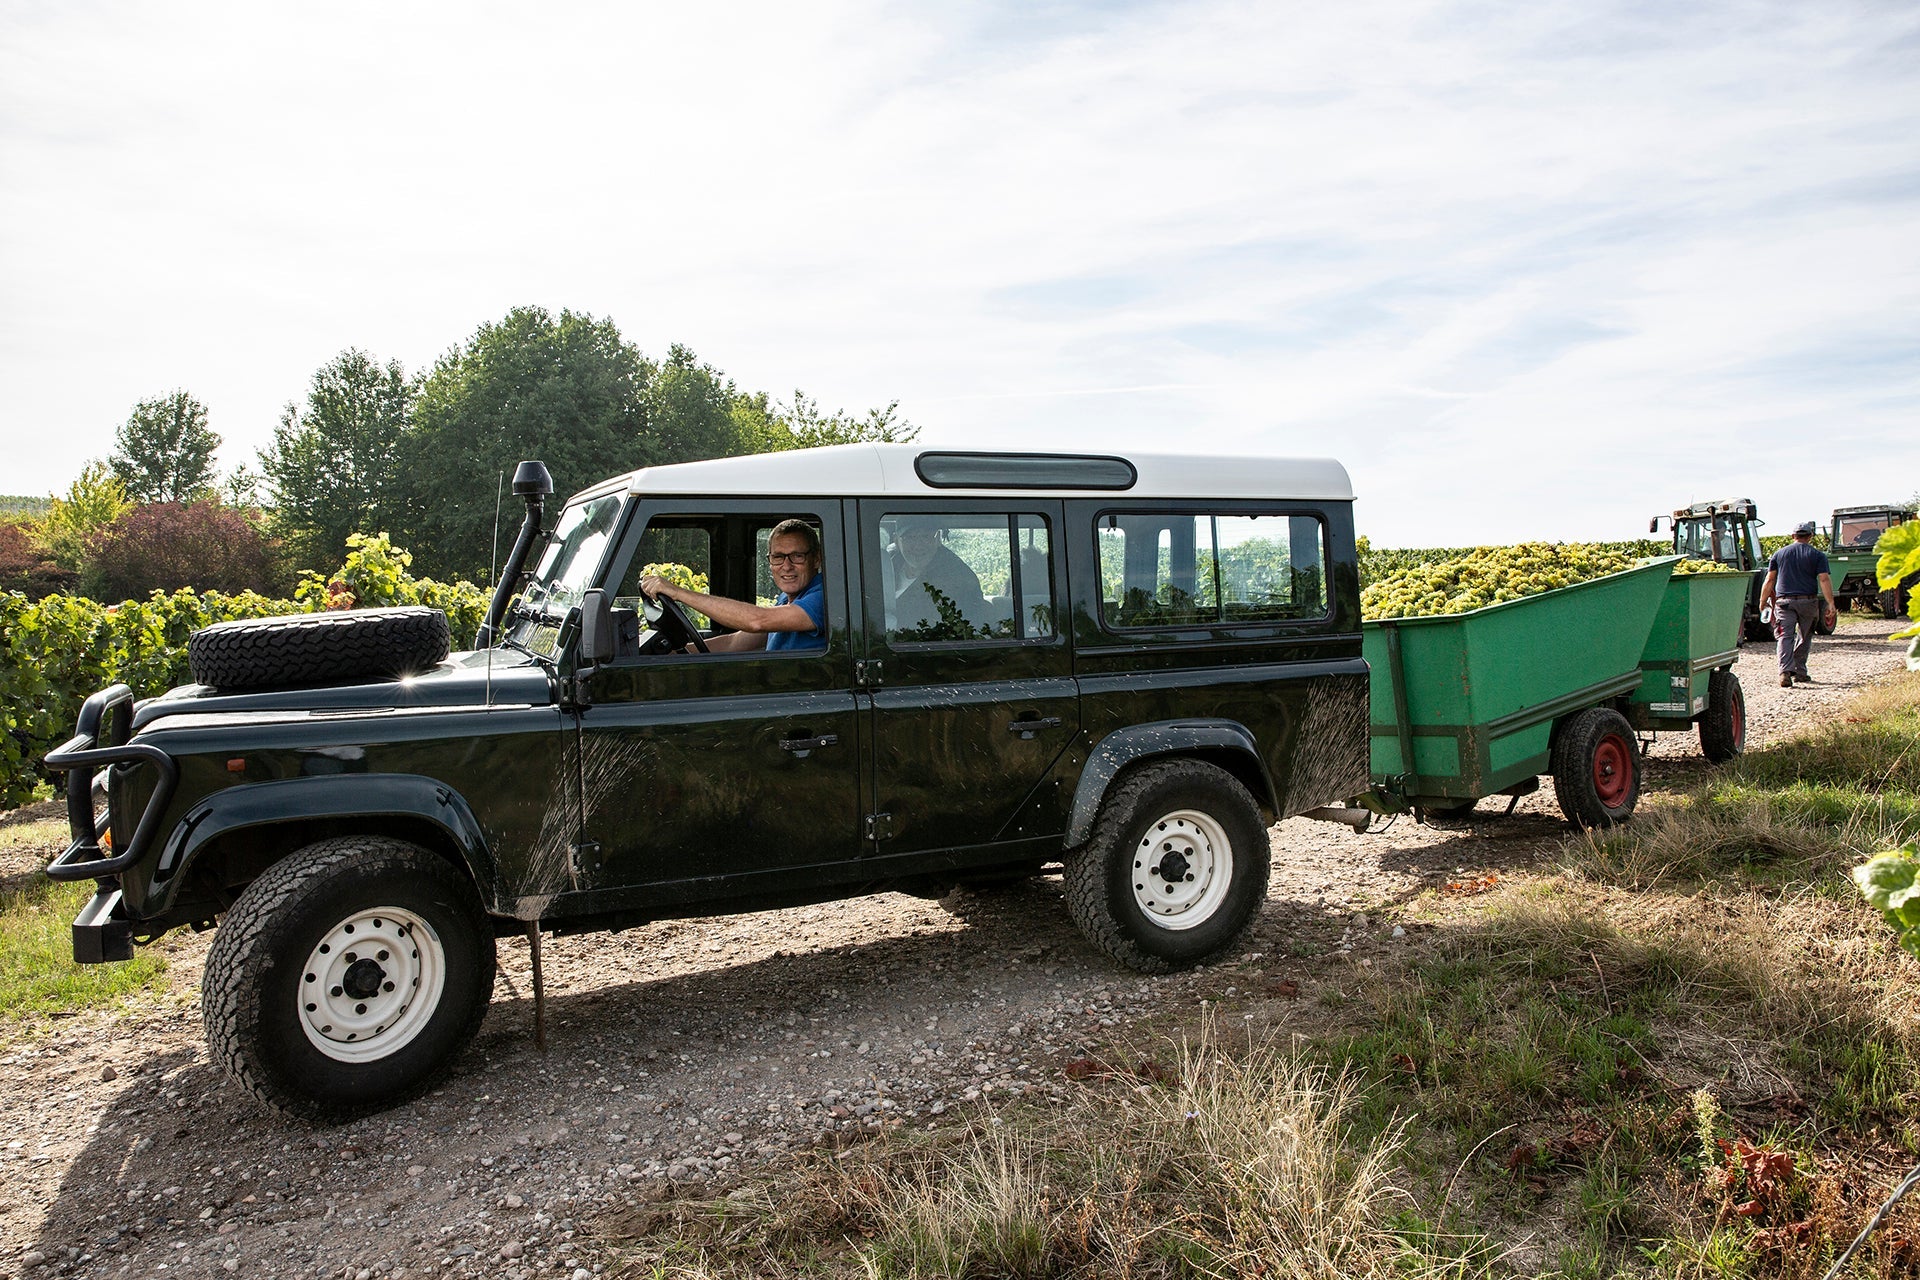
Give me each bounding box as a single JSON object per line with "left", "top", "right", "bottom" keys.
{"left": 569, "top": 840, "right": 603, "bottom": 881}
{"left": 854, "top": 659, "right": 883, "bottom": 688}
{"left": 864, "top": 812, "right": 893, "bottom": 841}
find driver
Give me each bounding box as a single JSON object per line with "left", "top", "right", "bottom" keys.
{"left": 638, "top": 519, "right": 826, "bottom": 653}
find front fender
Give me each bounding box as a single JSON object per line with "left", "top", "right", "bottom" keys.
{"left": 146, "top": 773, "right": 499, "bottom": 914}
{"left": 1064, "top": 720, "right": 1276, "bottom": 848}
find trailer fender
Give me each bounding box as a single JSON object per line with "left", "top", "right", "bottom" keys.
{"left": 1065, "top": 721, "right": 1277, "bottom": 848}
{"left": 150, "top": 774, "right": 499, "bottom": 913}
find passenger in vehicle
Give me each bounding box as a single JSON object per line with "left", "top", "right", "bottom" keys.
{"left": 638, "top": 519, "right": 826, "bottom": 652}
{"left": 890, "top": 516, "right": 989, "bottom": 639}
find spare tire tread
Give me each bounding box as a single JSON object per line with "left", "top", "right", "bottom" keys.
{"left": 188, "top": 607, "right": 451, "bottom": 691}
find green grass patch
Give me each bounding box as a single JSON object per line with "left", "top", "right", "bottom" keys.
{"left": 0, "top": 876, "right": 167, "bottom": 1021}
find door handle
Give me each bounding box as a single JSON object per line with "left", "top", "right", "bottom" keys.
{"left": 779, "top": 733, "right": 840, "bottom": 757}
{"left": 1007, "top": 716, "right": 1063, "bottom": 740}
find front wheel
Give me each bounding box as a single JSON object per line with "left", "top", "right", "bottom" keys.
{"left": 1551, "top": 707, "right": 1641, "bottom": 829}
{"left": 1698, "top": 668, "right": 1746, "bottom": 763}
{"left": 1064, "top": 760, "right": 1270, "bottom": 973}
{"left": 203, "top": 836, "right": 496, "bottom": 1121}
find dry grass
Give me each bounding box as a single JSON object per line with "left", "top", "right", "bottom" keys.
{"left": 607, "top": 1020, "right": 1417, "bottom": 1279}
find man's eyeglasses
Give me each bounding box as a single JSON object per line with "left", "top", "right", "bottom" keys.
{"left": 769, "top": 552, "right": 812, "bottom": 566}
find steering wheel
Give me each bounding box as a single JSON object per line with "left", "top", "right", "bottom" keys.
{"left": 642, "top": 592, "right": 709, "bottom": 654}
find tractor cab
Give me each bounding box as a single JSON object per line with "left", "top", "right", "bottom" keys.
{"left": 1831, "top": 504, "right": 1913, "bottom": 552}
{"left": 1650, "top": 498, "right": 1769, "bottom": 641}
{"left": 1829, "top": 503, "right": 1917, "bottom": 616}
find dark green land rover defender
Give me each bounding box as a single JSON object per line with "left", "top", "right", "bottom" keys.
{"left": 45, "top": 446, "right": 1368, "bottom": 1118}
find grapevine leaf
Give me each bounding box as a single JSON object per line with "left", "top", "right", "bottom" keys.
{"left": 1874, "top": 521, "right": 1920, "bottom": 589}
{"left": 1852, "top": 847, "right": 1919, "bottom": 913}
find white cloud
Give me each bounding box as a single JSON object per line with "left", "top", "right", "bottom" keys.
{"left": 1, "top": 0, "right": 1914, "bottom": 544}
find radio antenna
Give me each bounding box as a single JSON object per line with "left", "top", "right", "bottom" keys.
{"left": 486, "top": 467, "right": 505, "bottom": 705}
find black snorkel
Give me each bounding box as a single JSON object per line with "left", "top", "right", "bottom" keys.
{"left": 475, "top": 460, "right": 554, "bottom": 649}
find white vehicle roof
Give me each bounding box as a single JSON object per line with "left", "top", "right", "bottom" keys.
{"left": 568, "top": 443, "right": 1353, "bottom": 505}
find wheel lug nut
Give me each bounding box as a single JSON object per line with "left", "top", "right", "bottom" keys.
{"left": 330, "top": 986, "right": 343, "bottom": 997}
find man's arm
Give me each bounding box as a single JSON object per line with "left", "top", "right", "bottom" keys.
{"left": 638, "top": 578, "right": 814, "bottom": 637}
{"left": 1819, "top": 571, "right": 1836, "bottom": 615}
{"left": 1759, "top": 568, "right": 1778, "bottom": 609}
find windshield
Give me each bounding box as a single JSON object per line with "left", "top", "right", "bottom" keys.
{"left": 1836, "top": 514, "right": 1897, "bottom": 549}
{"left": 1676, "top": 516, "right": 1748, "bottom": 565}
{"left": 511, "top": 494, "right": 625, "bottom": 643}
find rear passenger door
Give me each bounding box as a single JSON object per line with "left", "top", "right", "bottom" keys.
{"left": 857, "top": 500, "right": 1079, "bottom": 860}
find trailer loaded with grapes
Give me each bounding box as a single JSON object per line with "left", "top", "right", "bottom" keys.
{"left": 1330, "top": 544, "right": 1748, "bottom": 830}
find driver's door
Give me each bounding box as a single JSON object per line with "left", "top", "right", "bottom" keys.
{"left": 575, "top": 500, "right": 864, "bottom": 905}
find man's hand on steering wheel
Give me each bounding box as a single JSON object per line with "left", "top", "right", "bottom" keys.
{"left": 636, "top": 577, "right": 709, "bottom": 654}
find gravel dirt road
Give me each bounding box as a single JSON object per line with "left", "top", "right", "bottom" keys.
{"left": 1, "top": 617, "right": 1906, "bottom": 1280}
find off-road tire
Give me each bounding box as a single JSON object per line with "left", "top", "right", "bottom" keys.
{"left": 1698, "top": 668, "right": 1746, "bottom": 764}
{"left": 1063, "top": 760, "right": 1269, "bottom": 974}
{"left": 1551, "top": 707, "right": 1641, "bottom": 829}
{"left": 203, "top": 836, "right": 495, "bottom": 1122}
{"left": 188, "top": 607, "right": 451, "bottom": 691}
{"left": 1885, "top": 587, "right": 1909, "bottom": 620}
{"left": 1741, "top": 607, "right": 1772, "bottom": 644}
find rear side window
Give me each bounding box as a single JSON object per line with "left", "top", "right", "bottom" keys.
{"left": 877, "top": 512, "right": 1055, "bottom": 644}
{"left": 1097, "top": 512, "right": 1327, "bottom": 629}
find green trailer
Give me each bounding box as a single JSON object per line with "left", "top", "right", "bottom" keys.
{"left": 1359, "top": 557, "right": 1679, "bottom": 829}
{"left": 1624, "top": 569, "right": 1749, "bottom": 762}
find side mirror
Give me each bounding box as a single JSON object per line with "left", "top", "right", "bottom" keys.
{"left": 579, "top": 589, "right": 614, "bottom": 665}
{"left": 1648, "top": 517, "right": 1660, "bottom": 534}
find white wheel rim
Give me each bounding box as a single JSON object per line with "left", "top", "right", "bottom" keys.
{"left": 298, "top": 907, "right": 445, "bottom": 1063}
{"left": 1130, "top": 808, "right": 1234, "bottom": 931}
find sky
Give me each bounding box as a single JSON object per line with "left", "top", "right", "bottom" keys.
{"left": 2, "top": 0, "right": 1916, "bottom": 546}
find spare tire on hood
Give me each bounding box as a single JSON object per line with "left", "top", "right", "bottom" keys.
{"left": 188, "top": 607, "right": 452, "bottom": 691}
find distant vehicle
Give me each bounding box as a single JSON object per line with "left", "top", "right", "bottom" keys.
{"left": 1829, "top": 504, "right": 1917, "bottom": 617}
{"left": 1649, "top": 498, "right": 1779, "bottom": 640}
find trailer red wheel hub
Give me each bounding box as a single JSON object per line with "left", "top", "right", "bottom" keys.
{"left": 1592, "top": 734, "right": 1633, "bottom": 808}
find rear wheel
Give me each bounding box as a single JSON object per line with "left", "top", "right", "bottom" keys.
{"left": 1741, "top": 605, "right": 1772, "bottom": 643}
{"left": 1885, "top": 588, "right": 1908, "bottom": 619}
{"left": 1064, "top": 760, "right": 1269, "bottom": 973}
{"left": 203, "top": 836, "right": 496, "bottom": 1121}
{"left": 1551, "top": 707, "right": 1641, "bottom": 829}
{"left": 1698, "top": 669, "right": 1746, "bottom": 763}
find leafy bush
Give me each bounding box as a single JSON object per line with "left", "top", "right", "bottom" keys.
{"left": 0, "top": 520, "right": 76, "bottom": 600}
{"left": 85, "top": 501, "right": 285, "bottom": 601}
{"left": 1853, "top": 845, "right": 1920, "bottom": 960}
{"left": 1, "top": 533, "right": 483, "bottom": 809}
{"left": 292, "top": 533, "right": 487, "bottom": 643}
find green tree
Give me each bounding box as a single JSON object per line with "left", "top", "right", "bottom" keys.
{"left": 744, "top": 390, "right": 920, "bottom": 452}
{"left": 110, "top": 391, "right": 221, "bottom": 503}
{"left": 261, "top": 349, "right": 415, "bottom": 571}
{"left": 403, "top": 308, "right": 762, "bottom": 580}
{"left": 37, "top": 460, "right": 131, "bottom": 572}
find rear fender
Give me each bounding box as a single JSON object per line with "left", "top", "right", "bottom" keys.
{"left": 147, "top": 774, "right": 499, "bottom": 916}
{"left": 1065, "top": 721, "right": 1276, "bottom": 848}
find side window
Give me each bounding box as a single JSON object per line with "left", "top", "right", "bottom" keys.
{"left": 615, "top": 523, "right": 714, "bottom": 624}
{"left": 1097, "top": 511, "right": 1326, "bottom": 629}
{"left": 879, "top": 512, "right": 1054, "bottom": 645}
{"left": 609, "top": 511, "right": 828, "bottom": 656}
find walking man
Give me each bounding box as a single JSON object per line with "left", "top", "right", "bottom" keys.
{"left": 1758, "top": 521, "right": 1837, "bottom": 687}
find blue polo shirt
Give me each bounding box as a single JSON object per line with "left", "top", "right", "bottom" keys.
{"left": 765, "top": 575, "right": 826, "bottom": 652}
{"left": 1768, "top": 541, "right": 1830, "bottom": 598}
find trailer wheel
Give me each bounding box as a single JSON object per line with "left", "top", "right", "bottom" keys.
{"left": 1551, "top": 707, "right": 1640, "bottom": 829}
{"left": 203, "top": 836, "right": 495, "bottom": 1122}
{"left": 1698, "top": 669, "right": 1746, "bottom": 764}
{"left": 1884, "top": 587, "right": 1908, "bottom": 620}
{"left": 1064, "top": 760, "right": 1269, "bottom": 974}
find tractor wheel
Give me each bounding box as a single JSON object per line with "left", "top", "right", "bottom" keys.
{"left": 1698, "top": 669, "right": 1746, "bottom": 764}
{"left": 1551, "top": 708, "right": 1641, "bottom": 830}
